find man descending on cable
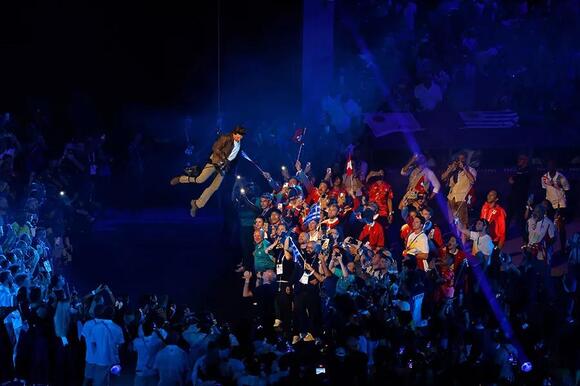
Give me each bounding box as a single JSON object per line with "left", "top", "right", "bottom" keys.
{"left": 170, "top": 126, "right": 246, "bottom": 217}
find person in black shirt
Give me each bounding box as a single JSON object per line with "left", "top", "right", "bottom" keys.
{"left": 293, "top": 242, "right": 324, "bottom": 341}
{"left": 243, "top": 270, "right": 277, "bottom": 341}
{"left": 507, "top": 154, "right": 531, "bottom": 238}
{"left": 272, "top": 236, "right": 296, "bottom": 337}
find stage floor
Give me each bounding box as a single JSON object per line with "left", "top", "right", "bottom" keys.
{"left": 70, "top": 207, "right": 244, "bottom": 320}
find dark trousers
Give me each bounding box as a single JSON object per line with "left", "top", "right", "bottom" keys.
{"left": 276, "top": 283, "right": 293, "bottom": 337}
{"left": 294, "top": 287, "right": 322, "bottom": 337}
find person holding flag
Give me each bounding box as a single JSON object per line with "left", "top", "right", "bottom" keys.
{"left": 170, "top": 126, "right": 246, "bottom": 217}
{"left": 399, "top": 154, "right": 441, "bottom": 216}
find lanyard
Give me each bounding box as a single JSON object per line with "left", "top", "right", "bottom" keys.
{"left": 408, "top": 232, "right": 423, "bottom": 248}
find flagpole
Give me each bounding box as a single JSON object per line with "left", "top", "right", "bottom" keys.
{"left": 296, "top": 127, "right": 307, "bottom": 163}
{"left": 240, "top": 150, "right": 266, "bottom": 174}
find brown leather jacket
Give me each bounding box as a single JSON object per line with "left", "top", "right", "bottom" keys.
{"left": 210, "top": 133, "right": 235, "bottom": 164}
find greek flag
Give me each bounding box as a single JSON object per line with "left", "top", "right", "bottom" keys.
{"left": 303, "top": 203, "right": 321, "bottom": 225}
{"left": 286, "top": 236, "right": 304, "bottom": 266}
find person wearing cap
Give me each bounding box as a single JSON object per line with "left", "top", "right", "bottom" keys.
{"left": 282, "top": 187, "right": 303, "bottom": 229}
{"left": 170, "top": 126, "right": 246, "bottom": 217}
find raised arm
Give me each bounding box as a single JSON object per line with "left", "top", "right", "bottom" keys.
{"left": 242, "top": 271, "right": 254, "bottom": 297}
{"left": 262, "top": 171, "right": 281, "bottom": 192}
{"left": 427, "top": 169, "right": 441, "bottom": 198}
{"left": 441, "top": 162, "right": 456, "bottom": 182}
{"left": 455, "top": 221, "right": 471, "bottom": 237}
{"left": 401, "top": 154, "right": 418, "bottom": 176}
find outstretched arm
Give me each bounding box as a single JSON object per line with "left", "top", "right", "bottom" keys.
{"left": 242, "top": 271, "right": 254, "bottom": 297}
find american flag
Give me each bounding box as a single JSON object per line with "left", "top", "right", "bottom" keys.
{"left": 303, "top": 203, "right": 321, "bottom": 225}
{"left": 459, "top": 110, "right": 519, "bottom": 129}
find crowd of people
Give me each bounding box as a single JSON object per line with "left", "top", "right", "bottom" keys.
{"left": 0, "top": 1, "right": 579, "bottom": 385}
{"left": 219, "top": 147, "right": 578, "bottom": 385}
{"left": 334, "top": 0, "right": 580, "bottom": 116}
{"left": 3, "top": 132, "right": 577, "bottom": 386}
{"left": 0, "top": 111, "right": 110, "bottom": 385}
{"left": 0, "top": 122, "right": 578, "bottom": 386}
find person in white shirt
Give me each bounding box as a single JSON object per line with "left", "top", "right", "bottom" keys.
{"left": 414, "top": 76, "right": 443, "bottom": 111}
{"left": 399, "top": 154, "right": 441, "bottom": 214}
{"left": 442, "top": 152, "right": 477, "bottom": 239}
{"left": 132, "top": 320, "right": 167, "bottom": 386}
{"left": 526, "top": 205, "right": 556, "bottom": 263}
{"left": 0, "top": 271, "right": 14, "bottom": 307}
{"left": 82, "top": 305, "right": 125, "bottom": 386}
{"left": 541, "top": 160, "right": 570, "bottom": 210}
{"left": 153, "top": 332, "right": 189, "bottom": 386}
{"left": 457, "top": 218, "right": 494, "bottom": 266}
{"left": 541, "top": 159, "right": 570, "bottom": 251}
{"left": 403, "top": 216, "right": 430, "bottom": 271}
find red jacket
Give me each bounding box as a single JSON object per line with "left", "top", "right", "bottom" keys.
{"left": 305, "top": 189, "right": 321, "bottom": 205}
{"left": 359, "top": 222, "right": 385, "bottom": 250}
{"left": 367, "top": 180, "right": 394, "bottom": 217}
{"left": 427, "top": 224, "right": 444, "bottom": 252}
{"left": 480, "top": 202, "right": 507, "bottom": 246}
{"left": 329, "top": 186, "right": 348, "bottom": 200}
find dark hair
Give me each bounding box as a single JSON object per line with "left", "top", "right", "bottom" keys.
{"left": 421, "top": 207, "right": 433, "bottom": 217}
{"left": 0, "top": 270, "right": 10, "bottom": 284}
{"left": 477, "top": 218, "right": 489, "bottom": 228}
{"left": 233, "top": 126, "right": 247, "bottom": 135}
{"left": 14, "top": 273, "right": 28, "bottom": 287}
{"left": 29, "top": 286, "right": 42, "bottom": 303}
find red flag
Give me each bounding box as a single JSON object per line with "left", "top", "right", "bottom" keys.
{"left": 292, "top": 127, "right": 305, "bottom": 144}
{"left": 346, "top": 152, "right": 353, "bottom": 176}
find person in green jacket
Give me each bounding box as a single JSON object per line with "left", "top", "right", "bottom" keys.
{"left": 253, "top": 230, "right": 275, "bottom": 273}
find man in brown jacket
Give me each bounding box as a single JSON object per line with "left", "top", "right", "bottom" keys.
{"left": 171, "top": 126, "right": 246, "bottom": 217}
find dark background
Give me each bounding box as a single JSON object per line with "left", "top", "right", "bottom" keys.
{"left": 0, "top": 1, "right": 302, "bottom": 143}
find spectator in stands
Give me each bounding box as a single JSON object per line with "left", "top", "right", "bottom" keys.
{"left": 414, "top": 74, "right": 443, "bottom": 111}
{"left": 153, "top": 331, "right": 189, "bottom": 386}
{"left": 541, "top": 159, "right": 570, "bottom": 251}
{"left": 399, "top": 154, "right": 441, "bottom": 214}
{"left": 82, "top": 305, "right": 124, "bottom": 386}
{"left": 442, "top": 152, "right": 477, "bottom": 240}
{"left": 480, "top": 190, "right": 507, "bottom": 249}
{"left": 457, "top": 218, "right": 494, "bottom": 266}
{"left": 403, "top": 215, "right": 429, "bottom": 271}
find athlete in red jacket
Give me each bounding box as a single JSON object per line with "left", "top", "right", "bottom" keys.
{"left": 480, "top": 190, "right": 507, "bottom": 249}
